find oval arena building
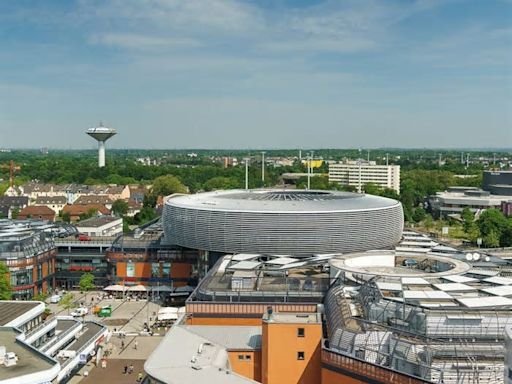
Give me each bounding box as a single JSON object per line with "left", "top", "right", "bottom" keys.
{"left": 163, "top": 189, "right": 404, "bottom": 256}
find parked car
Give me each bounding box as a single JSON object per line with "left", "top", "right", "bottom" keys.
{"left": 70, "top": 307, "right": 88, "bottom": 317}
{"left": 76, "top": 233, "right": 91, "bottom": 241}
{"left": 49, "top": 295, "right": 61, "bottom": 304}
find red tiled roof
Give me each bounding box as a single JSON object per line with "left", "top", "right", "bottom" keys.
{"left": 62, "top": 204, "right": 110, "bottom": 215}
{"left": 18, "top": 205, "right": 55, "bottom": 218}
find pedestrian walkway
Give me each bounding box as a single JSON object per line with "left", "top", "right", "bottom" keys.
{"left": 76, "top": 359, "right": 145, "bottom": 384}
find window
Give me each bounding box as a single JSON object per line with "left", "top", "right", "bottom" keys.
{"left": 297, "top": 328, "right": 305, "bottom": 337}
{"left": 238, "top": 354, "right": 251, "bottom": 361}
{"left": 297, "top": 351, "right": 305, "bottom": 360}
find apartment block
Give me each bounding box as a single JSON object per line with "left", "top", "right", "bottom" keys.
{"left": 328, "top": 161, "right": 400, "bottom": 193}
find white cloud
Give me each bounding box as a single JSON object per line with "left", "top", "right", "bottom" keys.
{"left": 89, "top": 33, "right": 201, "bottom": 49}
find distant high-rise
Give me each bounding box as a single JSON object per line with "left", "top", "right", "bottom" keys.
{"left": 328, "top": 160, "right": 401, "bottom": 193}
{"left": 86, "top": 122, "right": 116, "bottom": 167}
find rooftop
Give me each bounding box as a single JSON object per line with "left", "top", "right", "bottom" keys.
{"left": 0, "top": 327, "right": 59, "bottom": 382}
{"left": 144, "top": 324, "right": 257, "bottom": 384}
{"left": 75, "top": 216, "right": 121, "bottom": 228}
{"left": 263, "top": 312, "right": 321, "bottom": 324}
{"left": 167, "top": 189, "right": 400, "bottom": 213}
{"left": 0, "top": 301, "right": 42, "bottom": 326}
{"left": 181, "top": 326, "right": 262, "bottom": 351}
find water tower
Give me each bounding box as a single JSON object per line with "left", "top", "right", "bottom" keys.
{"left": 86, "top": 122, "right": 116, "bottom": 167}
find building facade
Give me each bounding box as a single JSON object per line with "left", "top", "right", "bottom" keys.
{"left": 483, "top": 170, "right": 512, "bottom": 195}
{"left": 0, "top": 220, "right": 58, "bottom": 299}
{"left": 163, "top": 189, "right": 404, "bottom": 257}
{"left": 328, "top": 161, "right": 400, "bottom": 193}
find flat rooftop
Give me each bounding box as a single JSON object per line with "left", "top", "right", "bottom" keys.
{"left": 0, "top": 327, "right": 58, "bottom": 381}
{"left": 167, "top": 189, "right": 400, "bottom": 213}
{"left": 263, "top": 312, "right": 321, "bottom": 324}
{"left": 182, "top": 326, "right": 262, "bottom": 351}
{"left": 0, "top": 301, "right": 41, "bottom": 326}
{"left": 76, "top": 216, "right": 121, "bottom": 228}
{"left": 144, "top": 324, "right": 257, "bottom": 384}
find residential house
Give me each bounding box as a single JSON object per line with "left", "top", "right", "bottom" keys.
{"left": 18, "top": 205, "right": 56, "bottom": 221}
{"left": 35, "top": 196, "right": 67, "bottom": 215}
{"left": 61, "top": 204, "right": 111, "bottom": 222}
{"left": 74, "top": 195, "right": 113, "bottom": 210}
{"left": 0, "top": 195, "right": 29, "bottom": 218}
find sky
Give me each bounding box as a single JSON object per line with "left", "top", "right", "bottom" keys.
{"left": 0, "top": 0, "right": 511, "bottom": 149}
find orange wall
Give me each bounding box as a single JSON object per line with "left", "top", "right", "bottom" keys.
{"left": 171, "top": 263, "right": 191, "bottom": 279}
{"left": 262, "top": 320, "right": 321, "bottom": 384}
{"left": 116, "top": 261, "right": 192, "bottom": 281}
{"left": 228, "top": 351, "right": 262, "bottom": 382}
{"left": 322, "top": 368, "right": 367, "bottom": 384}
{"left": 186, "top": 317, "right": 262, "bottom": 326}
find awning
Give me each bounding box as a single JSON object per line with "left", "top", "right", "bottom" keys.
{"left": 103, "top": 284, "right": 127, "bottom": 292}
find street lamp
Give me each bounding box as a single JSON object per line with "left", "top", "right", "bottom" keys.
{"left": 261, "top": 151, "right": 266, "bottom": 185}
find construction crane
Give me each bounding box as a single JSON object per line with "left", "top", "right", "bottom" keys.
{"left": 1, "top": 160, "right": 21, "bottom": 189}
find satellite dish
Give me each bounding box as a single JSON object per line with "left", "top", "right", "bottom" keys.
{"left": 465, "top": 253, "right": 472, "bottom": 261}
{"left": 472, "top": 253, "right": 481, "bottom": 261}
{"left": 485, "top": 256, "right": 490, "bottom": 262}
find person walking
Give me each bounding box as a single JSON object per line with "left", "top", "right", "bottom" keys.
{"left": 129, "top": 363, "right": 134, "bottom": 374}
{"left": 133, "top": 340, "right": 138, "bottom": 350}
{"left": 123, "top": 365, "right": 128, "bottom": 375}
{"left": 121, "top": 340, "right": 125, "bottom": 349}
{"left": 137, "top": 372, "right": 143, "bottom": 382}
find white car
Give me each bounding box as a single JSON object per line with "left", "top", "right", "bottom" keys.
{"left": 70, "top": 307, "right": 88, "bottom": 317}
{"left": 50, "top": 295, "right": 62, "bottom": 304}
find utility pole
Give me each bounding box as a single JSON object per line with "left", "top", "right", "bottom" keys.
{"left": 261, "top": 151, "right": 266, "bottom": 185}
{"left": 309, "top": 151, "right": 315, "bottom": 176}
{"left": 358, "top": 149, "right": 362, "bottom": 194}
{"left": 307, "top": 153, "right": 311, "bottom": 190}
{"left": 244, "top": 158, "right": 249, "bottom": 190}
{"left": 1, "top": 161, "right": 21, "bottom": 189}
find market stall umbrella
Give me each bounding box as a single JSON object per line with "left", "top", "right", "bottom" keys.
{"left": 103, "top": 284, "right": 127, "bottom": 292}
{"left": 128, "top": 284, "right": 148, "bottom": 292}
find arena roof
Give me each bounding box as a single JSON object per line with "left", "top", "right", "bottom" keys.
{"left": 166, "top": 189, "right": 400, "bottom": 213}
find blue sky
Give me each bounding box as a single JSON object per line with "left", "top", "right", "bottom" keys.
{"left": 0, "top": 0, "right": 510, "bottom": 149}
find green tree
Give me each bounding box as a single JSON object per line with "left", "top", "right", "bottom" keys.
{"left": 79, "top": 272, "right": 95, "bottom": 294}
{"left": 11, "top": 208, "right": 19, "bottom": 219}
{"left": 111, "top": 199, "right": 129, "bottom": 216}
{"left": 461, "top": 207, "right": 475, "bottom": 233}
{"left": 483, "top": 229, "right": 500, "bottom": 248}
{"left": 500, "top": 219, "right": 512, "bottom": 247}
{"left": 61, "top": 211, "right": 71, "bottom": 223}
{"left": 59, "top": 293, "right": 76, "bottom": 314}
{"left": 151, "top": 175, "right": 187, "bottom": 196}
{"left": 423, "top": 214, "right": 434, "bottom": 231}
{"left": 79, "top": 208, "right": 98, "bottom": 221}
{"left": 477, "top": 209, "right": 508, "bottom": 247}
{"left": 363, "top": 183, "right": 382, "bottom": 195}
{"left": 133, "top": 206, "right": 157, "bottom": 225}
{"left": 0, "top": 262, "right": 12, "bottom": 300}
{"left": 412, "top": 207, "right": 426, "bottom": 223}
{"left": 203, "top": 177, "right": 239, "bottom": 191}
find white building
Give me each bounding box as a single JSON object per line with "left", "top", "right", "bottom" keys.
{"left": 328, "top": 160, "right": 400, "bottom": 193}
{"left": 429, "top": 187, "right": 508, "bottom": 218}
{"left": 0, "top": 300, "right": 108, "bottom": 384}
{"left": 75, "top": 216, "right": 123, "bottom": 237}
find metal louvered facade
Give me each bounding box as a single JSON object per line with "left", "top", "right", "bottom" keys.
{"left": 163, "top": 190, "right": 403, "bottom": 256}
